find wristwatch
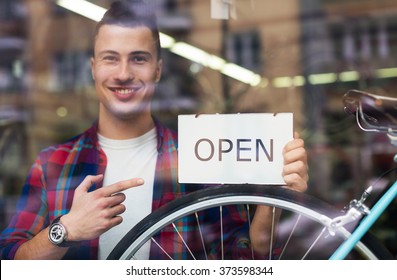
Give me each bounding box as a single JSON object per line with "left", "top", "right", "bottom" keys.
{"left": 48, "top": 215, "right": 75, "bottom": 247}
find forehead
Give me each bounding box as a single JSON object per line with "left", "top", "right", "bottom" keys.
{"left": 94, "top": 24, "right": 157, "bottom": 54}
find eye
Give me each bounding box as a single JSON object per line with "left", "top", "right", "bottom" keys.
{"left": 103, "top": 55, "right": 117, "bottom": 62}
{"left": 131, "top": 54, "right": 149, "bottom": 64}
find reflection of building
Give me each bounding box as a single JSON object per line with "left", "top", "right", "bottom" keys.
{"left": 301, "top": 0, "right": 397, "bottom": 203}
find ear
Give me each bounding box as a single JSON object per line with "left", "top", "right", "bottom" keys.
{"left": 155, "top": 59, "right": 163, "bottom": 83}
{"left": 90, "top": 57, "right": 96, "bottom": 80}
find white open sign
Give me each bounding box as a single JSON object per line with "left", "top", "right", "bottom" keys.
{"left": 178, "top": 113, "right": 293, "bottom": 184}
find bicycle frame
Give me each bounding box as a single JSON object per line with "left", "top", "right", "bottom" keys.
{"left": 330, "top": 180, "right": 397, "bottom": 259}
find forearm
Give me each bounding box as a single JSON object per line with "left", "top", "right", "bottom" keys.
{"left": 249, "top": 205, "right": 281, "bottom": 255}
{"left": 14, "top": 227, "right": 68, "bottom": 260}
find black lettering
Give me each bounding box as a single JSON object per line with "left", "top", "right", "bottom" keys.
{"left": 195, "top": 138, "right": 214, "bottom": 161}
{"left": 256, "top": 139, "right": 273, "bottom": 161}
{"left": 237, "top": 139, "right": 252, "bottom": 161}
{"left": 219, "top": 139, "right": 233, "bottom": 161}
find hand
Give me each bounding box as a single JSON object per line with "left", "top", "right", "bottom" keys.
{"left": 60, "top": 174, "right": 144, "bottom": 242}
{"left": 282, "top": 132, "right": 308, "bottom": 192}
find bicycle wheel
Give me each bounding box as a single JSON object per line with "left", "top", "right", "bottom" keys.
{"left": 107, "top": 184, "right": 392, "bottom": 260}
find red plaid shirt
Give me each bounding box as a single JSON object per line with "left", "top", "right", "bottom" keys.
{"left": 0, "top": 120, "right": 253, "bottom": 259}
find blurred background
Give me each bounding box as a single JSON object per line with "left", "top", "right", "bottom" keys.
{"left": 0, "top": 0, "right": 396, "bottom": 256}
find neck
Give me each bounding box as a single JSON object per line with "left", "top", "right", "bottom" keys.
{"left": 98, "top": 111, "right": 155, "bottom": 140}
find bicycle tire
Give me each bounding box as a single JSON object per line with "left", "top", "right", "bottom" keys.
{"left": 107, "top": 184, "right": 392, "bottom": 260}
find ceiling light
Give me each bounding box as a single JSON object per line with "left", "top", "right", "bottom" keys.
{"left": 376, "top": 67, "right": 397, "bottom": 79}
{"left": 308, "top": 73, "right": 337, "bottom": 85}
{"left": 56, "top": 0, "right": 106, "bottom": 22}
{"left": 159, "top": 33, "right": 175, "bottom": 48}
{"left": 292, "top": 76, "right": 305, "bottom": 87}
{"left": 171, "top": 42, "right": 211, "bottom": 64}
{"left": 221, "top": 63, "right": 259, "bottom": 85}
{"left": 339, "top": 71, "right": 359, "bottom": 82}
{"left": 272, "top": 76, "right": 293, "bottom": 88}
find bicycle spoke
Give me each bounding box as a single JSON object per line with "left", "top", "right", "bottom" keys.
{"left": 172, "top": 223, "right": 196, "bottom": 260}
{"left": 195, "top": 212, "right": 208, "bottom": 260}
{"left": 269, "top": 206, "right": 276, "bottom": 260}
{"left": 301, "top": 227, "right": 327, "bottom": 259}
{"left": 220, "top": 205, "right": 224, "bottom": 260}
{"left": 278, "top": 214, "right": 301, "bottom": 260}
{"left": 246, "top": 204, "right": 255, "bottom": 259}
{"left": 151, "top": 237, "right": 173, "bottom": 260}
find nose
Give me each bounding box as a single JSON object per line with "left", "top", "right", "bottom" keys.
{"left": 115, "top": 60, "right": 133, "bottom": 82}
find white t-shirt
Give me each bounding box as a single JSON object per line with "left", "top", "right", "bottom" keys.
{"left": 97, "top": 128, "right": 157, "bottom": 260}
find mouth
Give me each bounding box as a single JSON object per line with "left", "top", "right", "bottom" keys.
{"left": 109, "top": 85, "right": 142, "bottom": 99}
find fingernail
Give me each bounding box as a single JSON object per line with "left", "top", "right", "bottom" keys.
{"left": 137, "top": 179, "right": 144, "bottom": 185}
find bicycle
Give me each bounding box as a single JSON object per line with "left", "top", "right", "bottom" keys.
{"left": 107, "top": 89, "right": 397, "bottom": 260}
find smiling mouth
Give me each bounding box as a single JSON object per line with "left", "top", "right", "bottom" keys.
{"left": 109, "top": 86, "right": 142, "bottom": 96}
{"left": 114, "top": 88, "right": 135, "bottom": 95}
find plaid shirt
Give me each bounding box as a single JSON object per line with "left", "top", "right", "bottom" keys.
{"left": 0, "top": 120, "right": 253, "bottom": 260}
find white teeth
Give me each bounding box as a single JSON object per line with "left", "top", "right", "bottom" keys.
{"left": 116, "top": 89, "right": 134, "bottom": 95}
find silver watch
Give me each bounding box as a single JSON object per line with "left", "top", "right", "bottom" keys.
{"left": 48, "top": 215, "right": 74, "bottom": 247}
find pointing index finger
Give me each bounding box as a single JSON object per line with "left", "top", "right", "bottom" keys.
{"left": 102, "top": 178, "right": 145, "bottom": 196}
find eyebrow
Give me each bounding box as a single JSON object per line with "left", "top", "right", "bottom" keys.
{"left": 97, "top": 50, "right": 153, "bottom": 57}
{"left": 130, "top": 51, "right": 153, "bottom": 58}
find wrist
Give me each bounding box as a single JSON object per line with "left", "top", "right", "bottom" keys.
{"left": 59, "top": 214, "right": 77, "bottom": 242}
{"left": 48, "top": 215, "right": 78, "bottom": 247}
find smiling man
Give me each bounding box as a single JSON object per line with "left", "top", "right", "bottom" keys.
{"left": 0, "top": 0, "right": 308, "bottom": 260}
{"left": 92, "top": 23, "right": 162, "bottom": 138}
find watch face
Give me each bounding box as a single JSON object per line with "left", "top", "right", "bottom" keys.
{"left": 49, "top": 223, "right": 65, "bottom": 244}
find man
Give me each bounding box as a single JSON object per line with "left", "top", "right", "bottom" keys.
{"left": 0, "top": 0, "right": 308, "bottom": 260}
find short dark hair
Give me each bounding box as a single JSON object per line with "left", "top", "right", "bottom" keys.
{"left": 94, "top": 0, "right": 161, "bottom": 59}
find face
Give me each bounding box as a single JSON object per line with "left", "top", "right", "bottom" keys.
{"left": 91, "top": 24, "right": 162, "bottom": 121}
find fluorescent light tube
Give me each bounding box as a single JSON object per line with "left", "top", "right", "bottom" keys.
{"left": 56, "top": 0, "right": 106, "bottom": 22}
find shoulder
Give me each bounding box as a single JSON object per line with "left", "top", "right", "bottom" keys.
{"left": 37, "top": 124, "right": 97, "bottom": 164}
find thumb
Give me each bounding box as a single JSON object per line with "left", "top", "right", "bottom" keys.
{"left": 76, "top": 174, "right": 104, "bottom": 193}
